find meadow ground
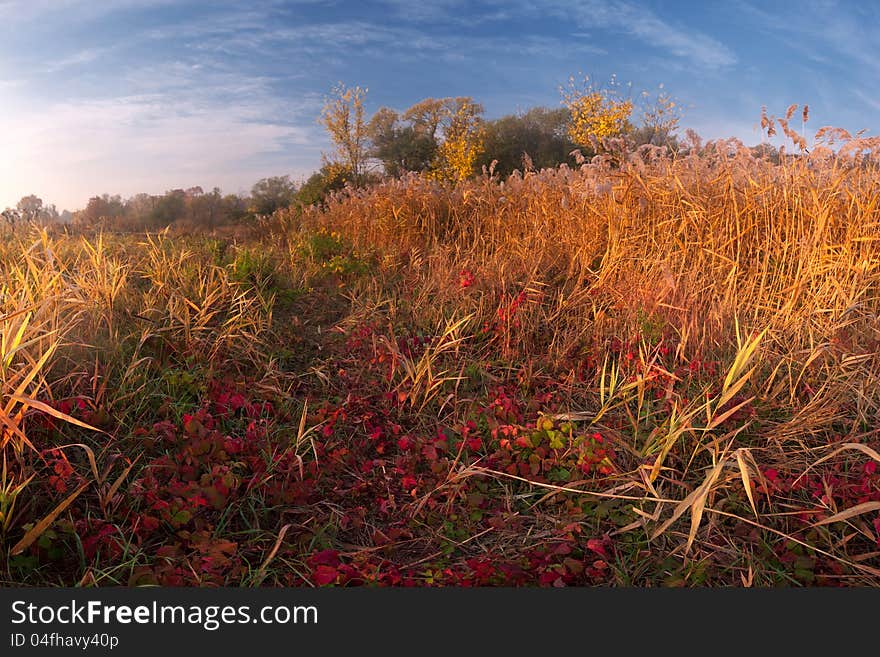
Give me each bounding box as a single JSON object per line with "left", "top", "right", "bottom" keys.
{"left": 3, "top": 143, "right": 880, "bottom": 587}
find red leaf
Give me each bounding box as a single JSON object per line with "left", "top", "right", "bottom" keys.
{"left": 309, "top": 549, "right": 340, "bottom": 566}
{"left": 313, "top": 565, "right": 338, "bottom": 586}
{"left": 586, "top": 538, "right": 608, "bottom": 559}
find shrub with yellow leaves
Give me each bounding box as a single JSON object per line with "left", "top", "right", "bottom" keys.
{"left": 430, "top": 98, "right": 485, "bottom": 182}
{"left": 562, "top": 75, "right": 633, "bottom": 148}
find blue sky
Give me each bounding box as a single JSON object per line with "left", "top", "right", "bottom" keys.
{"left": 1, "top": 0, "right": 878, "bottom": 211}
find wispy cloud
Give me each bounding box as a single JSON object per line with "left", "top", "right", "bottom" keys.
{"left": 378, "top": 0, "right": 512, "bottom": 26}
{"left": 181, "top": 18, "right": 608, "bottom": 68}
{"left": 377, "top": 0, "right": 466, "bottom": 23}
{"left": 43, "top": 47, "right": 112, "bottom": 73}
{"left": 376, "top": 0, "right": 733, "bottom": 68}
{"left": 0, "top": 59, "right": 324, "bottom": 209}
{"left": 0, "top": 0, "right": 186, "bottom": 23}
{"left": 853, "top": 90, "right": 880, "bottom": 112}
{"left": 1, "top": 0, "right": 875, "bottom": 210}
{"left": 551, "top": 0, "right": 737, "bottom": 69}
{"left": 736, "top": 0, "right": 880, "bottom": 73}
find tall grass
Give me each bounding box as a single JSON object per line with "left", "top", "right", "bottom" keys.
{"left": 283, "top": 140, "right": 880, "bottom": 573}
{"left": 297, "top": 144, "right": 880, "bottom": 419}
{"left": 3, "top": 128, "right": 880, "bottom": 583}
{"left": 0, "top": 224, "right": 276, "bottom": 560}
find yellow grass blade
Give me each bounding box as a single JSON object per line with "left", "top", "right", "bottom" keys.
{"left": 812, "top": 501, "right": 880, "bottom": 528}
{"left": 706, "top": 395, "right": 755, "bottom": 431}
{"left": 0, "top": 407, "right": 33, "bottom": 452}
{"left": 684, "top": 459, "right": 727, "bottom": 554}
{"left": 102, "top": 454, "right": 141, "bottom": 508}
{"left": 735, "top": 449, "right": 759, "bottom": 519}
{"left": 0, "top": 305, "right": 39, "bottom": 325}
{"left": 650, "top": 456, "right": 726, "bottom": 549}
{"left": 9, "top": 396, "right": 103, "bottom": 435}
{"left": 794, "top": 443, "right": 880, "bottom": 487}
{"left": 254, "top": 523, "right": 293, "bottom": 584}
{"left": 6, "top": 342, "right": 58, "bottom": 414}
{"left": 10, "top": 481, "right": 89, "bottom": 556}
{"left": 51, "top": 443, "right": 101, "bottom": 484}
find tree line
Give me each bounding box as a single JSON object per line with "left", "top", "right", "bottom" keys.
{"left": 318, "top": 76, "right": 684, "bottom": 186}
{"left": 3, "top": 76, "right": 689, "bottom": 232}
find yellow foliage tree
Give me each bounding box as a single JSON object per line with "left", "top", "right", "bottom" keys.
{"left": 562, "top": 75, "right": 633, "bottom": 148}
{"left": 431, "top": 98, "right": 485, "bottom": 182}
{"left": 320, "top": 82, "right": 369, "bottom": 183}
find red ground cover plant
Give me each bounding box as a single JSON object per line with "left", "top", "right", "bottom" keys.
{"left": 10, "top": 305, "right": 879, "bottom": 589}
{"left": 6, "top": 315, "right": 880, "bottom": 588}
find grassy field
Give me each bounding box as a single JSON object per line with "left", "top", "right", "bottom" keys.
{"left": 3, "top": 142, "right": 880, "bottom": 587}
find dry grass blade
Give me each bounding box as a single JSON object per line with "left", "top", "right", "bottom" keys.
{"left": 10, "top": 481, "right": 89, "bottom": 556}
{"left": 735, "top": 448, "right": 759, "bottom": 519}
{"left": 296, "top": 399, "right": 309, "bottom": 450}
{"left": 466, "top": 465, "right": 677, "bottom": 503}
{"left": 381, "top": 313, "right": 472, "bottom": 411}
{"left": 294, "top": 400, "right": 322, "bottom": 465}
{"left": 684, "top": 458, "right": 727, "bottom": 554}
{"left": 0, "top": 453, "right": 34, "bottom": 534}
{"left": 0, "top": 407, "right": 33, "bottom": 452}
{"left": 53, "top": 442, "right": 101, "bottom": 484}
{"left": 4, "top": 339, "right": 57, "bottom": 407}
{"left": 812, "top": 501, "right": 880, "bottom": 528}
{"left": 794, "top": 442, "right": 880, "bottom": 487}
{"left": 11, "top": 396, "right": 103, "bottom": 435}
{"left": 0, "top": 304, "right": 39, "bottom": 325}
{"left": 716, "top": 321, "right": 766, "bottom": 412}
{"left": 706, "top": 395, "right": 755, "bottom": 432}
{"left": 253, "top": 523, "right": 294, "bottom": 585}
{"left": 709, "top": 507, "right": 880, "bottom": 578}
{"left": 102, "top": 455, "right": 141, "bottom": 511}
{"left": 646, "top": 403, "right": 694, "bottom": 483}
{"left": 650, "top": 456, "right": 726, "bottom": 553}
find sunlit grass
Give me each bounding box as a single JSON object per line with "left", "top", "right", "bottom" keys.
{"left": 3, "top": 134, "right": 880, "bottom": 586}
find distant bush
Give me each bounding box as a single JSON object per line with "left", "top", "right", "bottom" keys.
{"left": 295, "top": 163, "right": 353, "bottom": 209}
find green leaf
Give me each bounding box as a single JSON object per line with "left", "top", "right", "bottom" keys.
{"left": 549, "top": 467, "right": 571, "bottom": 482}
{"left": 171, "top": 510, "right": 192, "bottom": 527}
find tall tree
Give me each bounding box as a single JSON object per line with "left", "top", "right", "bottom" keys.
{"left": 149, "top": 189, "right": 186, "bottom": 228}
{"left": 296, "top": 162, "right": 351, "bottom": 207}
{"left": 249, "top": 175, "right": 297, "bottom": 216}
{"left": 478, "top": 107, "right": 577, "bottom": 175}
{"left": 320, "top": 82, "right": 369, "bottom": 184}
{"left": 77, "top": 194, "right": 124, "bottom": 226}
{"left": 16, "top": 194, "right": 44, "bottom": 222}
{"left": 368, "top": 107, "right": 436, "bottom": 177}
{"left": 431, "top": 97, "right": 485, "bottom": 182}
{"left": 402, "top": 98, "right": 448, "bottom": 141}
{"left": 630, "top": 84, "right": 683, "bottom": 149}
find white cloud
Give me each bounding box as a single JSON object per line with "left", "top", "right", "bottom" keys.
{"left": 736, "top": 1, "right": 880, "bottom": 73}
{"left": 0, "top": 88, "right": 324, "bottom": 211}
{"left": 854, "top": 90, "right": 880, "bottom": 112}
{"left": 522, "top": 0, "right": 736, "bottom": 69}
{"left": 580, "top": 1, "right": 735, "bottom": 68}
{"left": 44, "top": 47, "right": 111, "bottom": 73}
{"left": 0, "top": 0, "right": 180, "bottom": 25}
